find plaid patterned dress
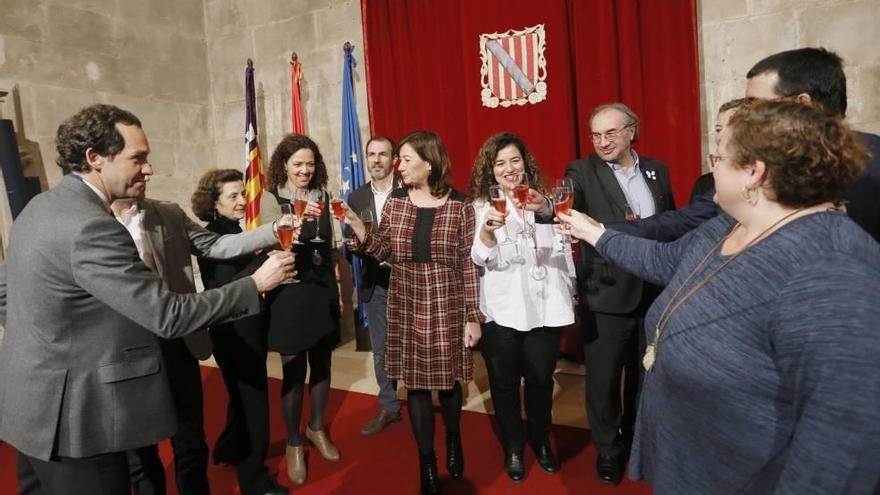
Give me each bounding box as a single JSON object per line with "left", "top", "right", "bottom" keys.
{"left": 352, "top": 189, "right": 483, "bottom": 390}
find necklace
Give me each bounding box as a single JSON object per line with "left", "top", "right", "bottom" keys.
{"left": 643, "top": 207, "right": 808, "bottom": 372}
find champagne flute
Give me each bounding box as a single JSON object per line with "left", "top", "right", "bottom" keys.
{"left": 625, "top": 202, "right": 640, "bottom": 222}
{"left": 489, "top": 185, "right": 514, "bottom": 246}
{"left": 277, "top": 203, "right": 298, "bottom": 283}
{"left": 513, "top": 175, "right": 531, "bottom": 237}
{"left": 553, "top": 185, "right": 575, "bottom": 245}
{"left": 360, "top": 209, "right": 374, "bottom": 232}
{"left": 330, "top": 190, "right": 346, "bottom": 221}
{"left": 310, "top": 189, "right": 326, "bottom": 243}
{"left": 292, "top": 189, "right": 308, "bottom": 245}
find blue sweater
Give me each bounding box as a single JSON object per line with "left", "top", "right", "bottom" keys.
{"left": 596, "top": 212, "right": 880, "bottom": 495}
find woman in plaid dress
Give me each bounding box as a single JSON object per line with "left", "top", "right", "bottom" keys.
{"left": 344, "top": 130, "right": 483, "bottom": 494}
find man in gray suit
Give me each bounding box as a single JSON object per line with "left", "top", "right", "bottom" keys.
{"left": 112, "top": 191, "right": 288, "bottom": 495}
{"left": 0, "top": 104, "right": 294, "bottom": 494}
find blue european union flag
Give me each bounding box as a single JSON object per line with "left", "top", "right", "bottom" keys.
{"left": 340, "top": 43, "right": 368, "bottom": 330}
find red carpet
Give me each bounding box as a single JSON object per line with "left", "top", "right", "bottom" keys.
{"left": 1, "top": 366, "right": 652, "bottom": 494}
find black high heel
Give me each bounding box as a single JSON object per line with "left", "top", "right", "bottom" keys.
{"left": 420, "top": 453, "right": 440, "bottom": 494}
{"left": 445, "top": 433, "right": 463, "bottom": 479}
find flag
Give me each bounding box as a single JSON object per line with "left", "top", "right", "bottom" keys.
{"left": 244, "top": 59, "right": 265, "bottom": 231}
{"left": 290, "top": 53, "right": 305, "bottom": 134}
{"left": 340, "top": 43, "right": 368, "bottom": 329}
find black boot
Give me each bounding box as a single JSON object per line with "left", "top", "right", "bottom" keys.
{"left": 420, "top": 453, "right": 440, "bottom": 494}
{"left": 445, "top": 433, "right": 463, "bottom": 479}
{"left": 504, "top": 448, "right": 525, "bottom": 482}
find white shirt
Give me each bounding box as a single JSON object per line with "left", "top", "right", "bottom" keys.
{"left": 113, "top": 201, "right": 156, "bottom": 269}
{"left": 470, "top": 199, "right": 575, "bottom": 331}
{"left": 371, "top": 181, "right": 393, "bottom": 227}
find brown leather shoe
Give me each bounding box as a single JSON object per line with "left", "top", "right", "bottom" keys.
{"left": 305, "top": 426, "right": 340, "bottom": 461}
{"left": 360, "top": 408, "right": 402, "bottom": 437}
{"left": 285, "top": 444, "right": 306, "bottom": 485}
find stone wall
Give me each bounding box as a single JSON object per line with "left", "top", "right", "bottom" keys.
{"left": 699, "top": 0, "right": 880, "bottom": 168}
{"left": 204, "top": 0, "right": 370, "bottom": 198}
{"left": 0, "top": 0, "right": 213, "bottom": 209}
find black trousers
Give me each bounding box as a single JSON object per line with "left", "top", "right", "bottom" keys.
{"left": 127, "top": 338, "right": 210, "bottom": 495}
{"left": 211, "top": 318, "right": 273, "bottom": 495}
{"left": 480, "top": 321, "right": 563, "bottom": 452}
{"left": 581, "top": 306, "right": 647, "bottom": 457}
{"left": 18, "top": 450, "right": 130, "bottom": 495}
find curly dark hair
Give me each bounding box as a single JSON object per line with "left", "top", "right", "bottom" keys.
{"left": 55, "top": 104, "right": 142, "bottom": 172}
{"left": 726, "top": 100, "right": 868, "bottom": 208}
{"left": 266, "top": 134, "right": 328, "bottom": 191}
{"left": 191, "top": 168, "right": 244, "bottom": 221}
{"left": 468, "top": 133, "right": 548, "bottom": 200}
{"left": 398, "top": 130, "right": 452, "bottom": 198}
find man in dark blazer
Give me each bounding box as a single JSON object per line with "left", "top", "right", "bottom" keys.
{"left": 0, "top": 104, "right": 294, "bottom": 494}
{"left": 611, "top": 47, "right": 880, "bottom": 243}
{"left": 346, "top": 136, "right": 405, "bottom": 437}
{"left": 112, "top": 194, "right": 286, "bottom": 495}
{"left": 564, "top": 103, "right": 675, "bottom": 485}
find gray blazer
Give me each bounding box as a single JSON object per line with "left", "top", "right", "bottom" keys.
{"left": 0, "top": 175, "right": 263, "bottom": 461}
{"left": 138, "top": 198, "right": 276, "bottom": 358}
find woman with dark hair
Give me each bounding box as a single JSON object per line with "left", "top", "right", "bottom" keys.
{"left": 192, "top": 168, "right": 288, "bottom": 495}
{"left": 559, "top": 100, "right": 880, "bottom": 494}
{"left": 467, "top": 133, "right": 574, "bottom": 482}
{"left": 260, "top": 133, "right": 341, "bottom": 487}
{"left": 342, "top": 130, "right": 482, "bottom": 494}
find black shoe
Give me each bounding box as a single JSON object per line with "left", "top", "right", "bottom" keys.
{"left": 446, "top": 433, "right": 464, "bottom": 479}
{"left": 420, "top": 453, "right": 440, "bottom": 494}
{"left": 596, "top": 453, "right": 624, "bottom": 485}
{"left": 532, "top": 443, "right": 559, "bottom": 474}
{"left": 504, "top": 450, "right": 525, "bottom": 482}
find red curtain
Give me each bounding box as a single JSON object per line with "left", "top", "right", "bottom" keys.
{"left": 361, "top": 0, "right": 701, "bottom": 204}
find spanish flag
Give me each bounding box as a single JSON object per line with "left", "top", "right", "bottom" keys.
{"left": 243, "top": 59, "right": 265, "bottom": 231}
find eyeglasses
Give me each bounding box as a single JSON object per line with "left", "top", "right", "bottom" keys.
{"left": 706, "top": 154, "right": 729, "bottom": 167}
{"left": 590, "top": 124, "right": 633, "bottom": 144}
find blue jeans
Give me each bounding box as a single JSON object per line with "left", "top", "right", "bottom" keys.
{"left": 365, "top": 285, "right": 399, "bottom": 413}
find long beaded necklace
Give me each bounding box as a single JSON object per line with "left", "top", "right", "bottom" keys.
{"left": 643, "top": 207, "right": 808, "bottom": 372}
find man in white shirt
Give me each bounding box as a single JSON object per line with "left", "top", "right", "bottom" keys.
{"left": 111, "top": 187, "right": 289, "bottom": 495}
{"left": 346, "top": 136, "right": 404, "bottom": 436}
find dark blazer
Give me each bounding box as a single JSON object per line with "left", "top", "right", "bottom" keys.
{"left": 0, "top": 176, "right": 262, "bottom": 461}
{"left": 846, "top": 131, "right": 880, "bottom": 241}
{"left": 346, "top": 177, "right": 404, "bottom": 302}
{"left": 565, "top": 154, "right": 675, "bottom": 314}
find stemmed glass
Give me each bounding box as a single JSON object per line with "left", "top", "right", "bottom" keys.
{"left": 330, "top": 190, "right": 346, "bottom": 222}
{"left": 489, "top": 185, "right": 522, "bottom": 265}
{"left": 625, "top": 202, "right": 640, "bottom": 222}
{"left": 310, "top": 189, "right": 326, "bottom": 243}
{"left": 513, "top": 175, "right": 532, "bottom": 237}
{"left": 360, "top": 210, "right": 374, "bottom": 232}
{"left": 553, "top": 184, "right": 575, "bottom": 245}
{"left": 277, "top": 203, "right": 298, "bottom": 283}
{"left": 291, "top": 189, "right": 309, "bottom": 245}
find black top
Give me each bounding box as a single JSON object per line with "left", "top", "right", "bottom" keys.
{"left": 264, "top": 189, "right": 340, "bottom": 354}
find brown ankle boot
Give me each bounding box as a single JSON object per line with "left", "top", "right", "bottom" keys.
{"left": 306, "top": 426, "right": 340, "bottom": 461}
{"left": 285, "top": 444, "right": 307, "bottom": 485}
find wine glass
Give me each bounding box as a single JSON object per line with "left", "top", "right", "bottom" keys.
{"left": 489, "top": 185, "right": 514, "bottom": 246}
{"left": 360, "top": 209, "right": 374, "bottom": 232}
{"left": 310, "top": 189, "right": 326, "bottom": 243}
{"left": 277, "top": 203, "right": 298, "bottom": 283}
{"left": 330, "top": 190, "right": 346, "bottom": 221}
{"left": 513, "top": 175, "right": 531, "bottom": 237}
{"left": 553, "top": 185, "right": 575, "bottom": 245}
{"left": 625, "top": 202, "right": 640, "bottom": 222}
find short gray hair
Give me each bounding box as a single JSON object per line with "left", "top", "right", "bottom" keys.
{"left": 589, "top": 102, "right": 640, "bottom": 143}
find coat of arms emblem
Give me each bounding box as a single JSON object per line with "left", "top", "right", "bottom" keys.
{"left": 479, "top": 24, "right": 547, "bottom": 108}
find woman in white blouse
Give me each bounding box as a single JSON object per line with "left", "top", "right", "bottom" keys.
{"left": 468, "top": 133, "right": 575, "bottom": 483}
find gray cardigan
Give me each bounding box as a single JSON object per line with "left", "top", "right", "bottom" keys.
{"left": 596, "top": 212, "right": 880, "bottom": 495}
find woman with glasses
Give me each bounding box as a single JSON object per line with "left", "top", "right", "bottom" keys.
{"left": 559, "top": 100, "right": 880, "bottom": 494}
{"left": 467, "top": 133, "right": 574, "bottom": 482}
{"left": 261, "top": 134, "right": 341, "bottom": 487}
